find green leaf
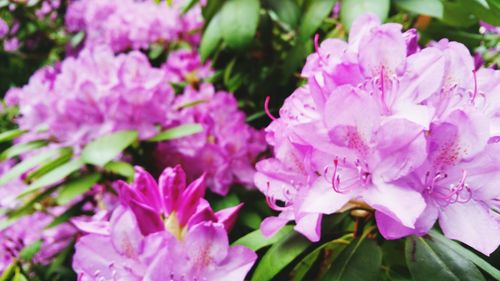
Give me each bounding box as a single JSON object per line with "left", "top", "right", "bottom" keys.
{"left": 428, "top": 230, "right": 500, "bottom": 280}
{"left": 292, "top": 234, "right": 353, "bottom": 281}
{"left": 0, "top": 149, "right": 61, "bottom": 186}
{"left": 0, "top": 262, "right": 16, "bottom": 281}
{"left": 0, "top": 140, "right": 48, "bottom": 161}
{"left": 299, "top": 0, "right": 337, "bottom": 40}
{"left": 104, "top": 161, "right": 135, "bottom": 180}
{"left": 322, "top": 238, "right": 382, "bottom": 281}
{"left": 56, "top": 173, "right": 101, "bottom": 205}
{"left": 0, "top": 129, "right": 25, "bottom": 143}
{"left": 0, "top": 217, "right": 18, "bottom": 231}
{"left": 25, "top": 147, "right": 73, "bottom": 182}
{"left": 393, "top": 0, "right": 443, "bottom": 18}
{"left": 182, "top": 0, "right": 199, "bottom": 13}
{"left": 19, "top": 159, "right": 83, "bottom": 198}
{"left": 251, "top": 231, "right": 310, "bottom": 281}
{"left": 340, "top": 0, "right": 390, "bottom": 30}
{"left": 19, "top": 240, "right": 42, "bottom": 260}
{"left": 268, "top": 0, "right": 301, "bottom": 28}
{"left": 148, "top": 124, "right": 203, "bottom": 142}
{"left": 219, "top": 0, "right": 260, "bottom": 49}
{"left": 46, "top": 200, "right": 89, "bottom": 229}
{"left": 200, "top": 13, "right": 222, "bottom": 61}
{"left": 8, "top": 187, "right": 56, "bottom": 221}
{"left": 81, "top": 130, "right": 138, "bottom": 166}
{"left": 233, "top": 225, "right": 293, "bottom": 251}
{"left": 13, "top": 268, "right": 28, "bottom": 281}
{"left": 405, "top": 235, "right": 486, "bottom": 281}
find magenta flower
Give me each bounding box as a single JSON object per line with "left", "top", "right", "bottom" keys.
{"left": 255, "top": 13, "right": 500, "bottom": 255}
{"left": 162, "top": 49, "right": 214, "bottom": 84}
{"left": 73, "top": 165, "right": 256, "bottom": 280}
{"left": 6, "top": 46, "right": 174, "bottom": 149}
{"left": 65, "top": 0, "right": 203, "bottom": 52}
{"left": 156, "top": 83, "right": 266, "bottom": 195}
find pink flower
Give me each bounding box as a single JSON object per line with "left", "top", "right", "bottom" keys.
{"left": 255, "top": 13, "right": 500, "bottom": 255}
{"left": 6, "top": 46, "right": 174, "bottom": 149}
{"left": 73, "top": 166, "right": 256, "bottom": 281}
{"left": 156, "top": 83, "right": 266, "bottom": 195}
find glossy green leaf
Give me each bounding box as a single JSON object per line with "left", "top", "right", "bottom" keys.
{"left": 0, "top": 140, "right": 47, "bottom": 161}
{"left": 322, "top": 238, "right": 382, "bottom": 281}
{"left": 219, "top": 0, "right": 260, "bottom": 49}
{"left": 0, "top": 129, "right": 25, "bottom": 143}
{"left": 292, "top": 234, "right": 352, "bottom": 281}
{"left": 19, "top": 240, "right": 42, "bottom": 260}
{"left": 56, "top": 173, "right": 101, "bottom": 205}
{"left": 19, "top": 159, "right": 83, "bottom": 198}
{"left": 25, "top": 147, "right": 73, "bottom": 182}
{"left": 104, "top": 161, "right": 135, "bottom": 180}
{"left": 148, "top": 124, "right": 203, "bottom": 142}
{"left": 268, "top": 0, "right": 301, "bottom": 27}
{"left": 251, "top": 231, "right": 310, "bottom": 281}
{"left": 200, "top": 12, "right": 222, "bottom": 61}
{"left": 428, "top": 230, "right": 500, "bottom": 280}
{"left": 341, "top": 0, "right": 390, "bottom": 30}
{"left": 81, "top": 130, "right": 138, "bottom": 166}
{"left": 298, "top": 0, "right": 337, "bottom": 40}
{"left": 233, "top": 225, "right": 293, "bottom": 251}
{"left": 0, "top": 149, "right": 61, "bottom": 186}
{"left": 405, "top": 235, "right": 486, "bottom": 281}
{"left": 393, "top": 0, "right": 443, "bottom": 18}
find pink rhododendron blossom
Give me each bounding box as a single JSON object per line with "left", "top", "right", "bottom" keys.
{"left": 162, "top": 49, "right": 214, "bottom": 84}
{"left": 5, "top": 46, "right": 174, "bottom": 149}
{"left": 156, "top": 83, "right": 266, "bottom": 195}
{"left": 65, "top": 0, "right": 202, "bottom": 52}
{"left": 255, "top": 13, "right": 500, "bottom": 255}
{"left": 73, "top": 166, "right": 256, "bottom": 280}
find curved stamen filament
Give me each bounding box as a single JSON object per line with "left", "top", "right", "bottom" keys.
{"left": 471, "top": 69, "right": 478, "bottom": 104}
{"left": 265, "top": 182, "right": 291, "bottom": 211}
{"left": 264, "top": 96, "right": 277, "bottom": 121}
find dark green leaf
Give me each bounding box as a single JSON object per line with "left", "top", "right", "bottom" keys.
{"left": 19, "top": 159, "right": 83, "bottom": 198}
{"left": 251, "top": 231, "right": 310, "bottom": 281}
{"left": 0, "top": 129, "right": 25, "bottom": 143}
{"left": 104, "top": 161, "right": 135, "bottom": 180}
{"left": 405, "top": 235, "right": 486, "bottom": 281}
{"left": 56, "top": 173, "right": 101, "bottom": 205}
{"left": 200, "top": 12, "right": 222, "bottom": 61}
{"left": 81, "top": 130, "right": 138, "bottom": 166}
{"left": 322, "top": 238, "right": 382, "bottom": 281}
{"left": 428, "top": 230, "right": 500, "bottom": 280}
{"left": 0, "top": 149, "right": 61, "bottom": 186}
{"left": 8, "top": 187, "right": 56, "bottom": 221}
{"left": 233, "top": 225, "right": 294, "bottom": 251}
{"left": 182, "top": 0, "right": 199, "bottom": 13}
{"left": 19, "top": 240, "right": 42, "bottom": 260}
{"left": 0, "top": 140, "right": 48, "bottom": 161}
{"left": 340, "top": 0, "right": 390, "bottom": 30}
{"left": 148, "top": 124, "right": 203, "bottom": 142}
{"left": 292, "top": 234, "right": 352, "bottom": 281}
{"left": 268, "top": 0, "right": 301, "bottom": 27}
{"left": 219, "top": 0, "right": 260, "bottom": 49}
{"left": 298, "top": 0, "right": 337, "bottom": 40}
{"left": 46, "top": 201, "right": 89, "bottom": 229}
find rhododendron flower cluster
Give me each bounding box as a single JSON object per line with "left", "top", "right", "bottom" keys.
{"left": 65, "top": 0, "right": 202, "bottom": 52}
{"left": 156, "top": 83, "right": 266, "bottom": 195}
{"left": 255, "top": 14, "right": 500, "bottom": 255}
{"left": 6, "top": 46, "right": 174, "bottom": 148}
{"left": 73, "top": 166, "right": 256, "bottom": 280}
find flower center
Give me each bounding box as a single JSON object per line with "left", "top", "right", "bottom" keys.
{"left": 424, "top": 170, "right": 472, "bottom": 207}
